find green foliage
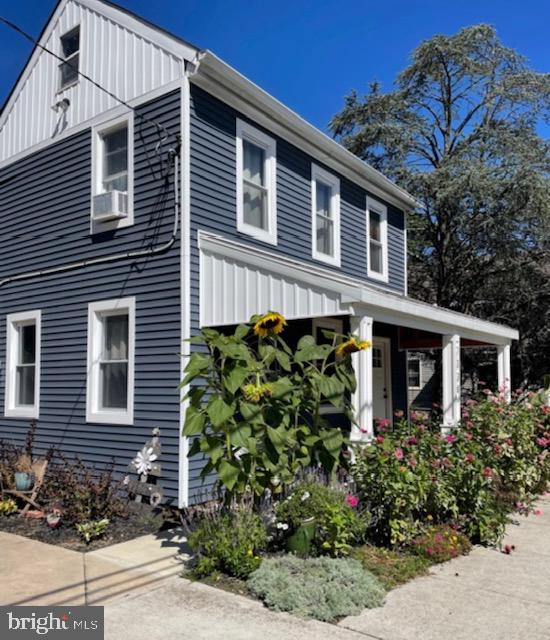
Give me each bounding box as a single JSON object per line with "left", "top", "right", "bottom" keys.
{"left": 0, "top": 498, "right": 17, "bottom": 516}
{"left": 352, "top": 393, "right": 550, "bottom": 546}
{"left": 275, "top": 480, "right": 368, "bottom": 557}
{"left": 188, "top": 509, "right": 268, "bottom": 579}
{"left": 408, "top": 525, "right": 472, "bottom": 563}
{"left": 182, "top": 313, "right": 363, "bottom": 501}
{"left": 247, "top": 555, "right": 385, "bottom": 621}
{"left": 331, "top": 24, "right": 550, "bottom": 386}
{"left": 351, "top": 545, "right": 431, "bottom": 590}
{"left": 76, "top": 518, "right": 110, "bottom": 543}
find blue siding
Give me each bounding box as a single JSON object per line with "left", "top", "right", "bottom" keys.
{"left": 189, "top": 84, "right": 406, "bottom": 293}
{"left": 0, "top": 90, "right": 183, "bottom": 503}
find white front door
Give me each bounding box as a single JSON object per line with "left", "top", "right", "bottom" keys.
{"left": 372, "top": 337, "right": 392, "bottom": 421}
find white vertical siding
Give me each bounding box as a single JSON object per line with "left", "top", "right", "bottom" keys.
{"left": 200, "top": 247, "right": 344, "bottom": 327}
{"left": 0, "top": 0, "right": 186, "bottom": 162}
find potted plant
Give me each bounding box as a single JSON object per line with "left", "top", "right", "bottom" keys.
{"left": 287, "top": 516, "right": 317, "bottom": 557}
{"left": 14, "top": 454, "right": 34, "bottom": 491}
{"left": 46, "top": 504, "right": 63, "bottom": 529}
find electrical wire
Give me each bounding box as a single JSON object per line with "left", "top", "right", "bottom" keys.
{"left": 0, "top": 14, "right": 175, "bottom": 144}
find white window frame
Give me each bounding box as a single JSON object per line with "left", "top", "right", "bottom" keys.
{"left": 408, "top": 356, "right": 422, "bottom": 389}
{"left": 236, "top": 119, "right": 277, "bottom": 245}
{"left": 58, "top": 25, "right": 80, "bottom": 92}
{"left": 366, "top": 197, "right": 389, "bottom": 282}
{"left": 4, "top": 310, "right": 41, "bottom": 419}
{"left": 91, "top": 112, "right": 135, "bottom": 234}
{"left": 311, "top": 164, "right": 341, "bottom": 267}
{"left": 86, "top": 297, "right": 135, "bottom": 425}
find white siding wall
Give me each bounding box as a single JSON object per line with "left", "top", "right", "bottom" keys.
{"left": 0, "top": 0, "right": 185, "bottom": 162}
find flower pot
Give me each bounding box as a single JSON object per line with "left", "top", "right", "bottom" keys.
{"left": 46, "top": 513, "right": 61, "bottom": 529}
{"left": 14, "top": 471, "right": 34, "bottom": 491}
{"left": 24, "top": 510, "right": 44, "bottom": 519}
{"left": 287, "top": 517, "right": 316, "bottom": 557}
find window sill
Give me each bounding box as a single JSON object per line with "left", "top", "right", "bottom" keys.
{"left": 237, "top": 224, "right": 277, "bottom": 246}
{"left": 86, "top": 409, "right": 134, "bottom": 425}
{"left": 367, "top": 269, "right": 389, "bottom": 283}
{"left": 4, "top": 406, "right": 39, "bottom": 419}
{"left": 312, "top": 251, "right": 341, "bottom": 268}
{"left": 57, "top": 80, "right": 79, "bottom": 94}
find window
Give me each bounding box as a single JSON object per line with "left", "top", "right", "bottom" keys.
{"left": 59, "top": 26, "right": 80, "bottom": 90}
{"left": 408, "top": 357, "right": 422, "bottom": 388}
{"left": 236, "top": 119, "right": 277, "bottom": 245}
{"left": 367, "top": 198, "right": 388, "bottom": 281}
{"left": 372, "top": 346, "right": 383, "bottom": 369}
{"left": 91, "top": 113, "right": 134, "bottom": 232}
{"left": 311, "top": 164, "right": 340, "bottom": 266}
{"left": 4, "top": 311, "right": 41, "bottom": 418}
{"left": 87, "top": 298, "right": 135, "bottom": 425}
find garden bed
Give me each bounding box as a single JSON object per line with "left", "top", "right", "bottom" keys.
{"left": 0, "top": 503, "right": 173, "bottom": 552}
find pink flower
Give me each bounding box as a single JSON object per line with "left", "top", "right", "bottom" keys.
{"left": 394, "top": 447, "right": 404, "bottom": 461}
{"left": 482, "top": 467, "right": 493, "bottom": 478}
{"left": 407, "top": 436, "right": 418, "bottom": 446}
{"left": 426, "top": 547, "right": 434, "bottom": 556}
{"left": 409, "top": 456, "right": 417, "bottom": 468}
{"left": 445, "top": 434, "right": 457, "bottom": 444}
{"left": 465, "top": 399, "right": 478, "bottom": 406}
{"left": 442, "top": 456, "right": 452, "bottom": 469}
{"left": 359, "top": 427, "right": 369, "bottom": 434}
{"left": 434, "top": 533, "right": 443, "bottom": 543}
{"left": 465, "top": 453, "right": 475, "bottom": 464}
{"left": 346, "top": 495, "right": 359, "bottom": 508}
{"left": 464, "top": 431, "right": 473, "bottom": 440}
{"left": 537, "top": 437, "right": 548, "bottom": 447}
{"left": 534, "top": 509, "right": 542, "bottom": 517}
{"left": 377, "top": 418, "right": 391, "bottom": 430}
{"left": 375, "top": 435, "right": 385, "bottom": 444}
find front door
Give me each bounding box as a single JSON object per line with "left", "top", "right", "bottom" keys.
{"left": 372, "top": 337, "right": 392, "bottom": 421}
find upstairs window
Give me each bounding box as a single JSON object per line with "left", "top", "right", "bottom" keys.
{"left": 311, "top": 164, "right": 340, "bottom": 266}
{"left": 87, "top": 298, "right": 135, "bottom": 425}
{"left": 59, "top": 26, "right": 80, "bottom": 90}
{"left": 367, "top": 198, "right": 388, "bottom": 281}
{"left": 5, "top": 310, "right": 41, "bottom": 419}
{"left": 236, "top": 119, "right": 277, "bottom": 245}
{"left": 91, "top": 113, "right": 134, "bottom": 232}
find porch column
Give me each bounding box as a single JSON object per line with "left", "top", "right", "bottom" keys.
{"left": 442, "top": 334, "right": 461, "bottom": 428}
{"left": 350, "top": 315, "right": 373, "bottom": 442}
{"left": 497, "top": 342, "right": 512, "bottom": 403}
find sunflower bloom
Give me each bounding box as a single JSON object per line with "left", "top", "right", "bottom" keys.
{"left": 335, "top": 337, "right": 371, "bottom": 358}
{"left": 253, "top": 312, "right": 287, "bottom": 338}
{"left": 242, "top": 382, "right": 274, "bottom": 403}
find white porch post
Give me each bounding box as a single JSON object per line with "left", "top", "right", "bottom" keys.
{"left": 442, "top": 334, "right": 461, "bottom": 428}
{"left": 497, "top": 342, "right": 512, "bottom": 403}
{"left": 350, "top": 315, "right": 373, "bottom": 442}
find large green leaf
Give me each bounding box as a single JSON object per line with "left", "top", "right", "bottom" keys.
{"left": 267, "top": 426, "right": 287, "bottom": 453}
{"left": 200, "top": 435, "right": 224, "bottom": 464}
{"left": 231, "top": 423, "right": 252, "bottom": 449}
{"left": 181, "top": 352, "right": 210, "bottom": 385}
{"left": 275, "top": 349, "right": 292, "bottom": 371}
{"left": 218, "top": 459, "right": 241, "bottom": 491}
{"left": 319, "top": 375, "right": 345, "bottom": 406}
{"left": 182, "top": 405, "right": 206, "bottom": 436}
{"left": 319, "top": 428, "right": 344, "bottom": 459}
{"left": 207, "top": 397, "right": 236, "bottom": 427}
{"left": 224, "top": 365, "right": 250, "bottom": 394}
{"left": 234, "top": 324, "right": 250, "bottom": 340}
{"left": 295, "top": 344, "right": 333, "bottom": 362}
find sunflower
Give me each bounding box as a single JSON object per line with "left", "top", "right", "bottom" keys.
{"left": 242, "top": 382, "right": 274, "bottom": 403}
{"left": 253, "top": 312, "right": 287, "bottom": 338}
{"left": 335, "top": 337, "right": 372, "bottom": 358}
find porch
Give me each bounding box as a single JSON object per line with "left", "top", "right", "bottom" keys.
{"left": 198, "top": 231, "right": 518, "bottom": 440}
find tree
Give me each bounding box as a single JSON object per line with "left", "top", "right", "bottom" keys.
{"left": 330, "top": 24, "right": 550, "bottom": 386}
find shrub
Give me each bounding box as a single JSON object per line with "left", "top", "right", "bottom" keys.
{"left": 188, "top": 508, "right": 268, "bottom": 579}
{"left": 76, "top": 518, "right": 110, "bottom": 543}
{"left": 352, "top": 545, "right": 431, "bottom": 590}
{"left": 408, "top": 525, "right": 471, "bottom": 563}
{"left": 182, "top": 313, "right": 366, "bottom": 502}
{"left": 275, "top": 479, "right": 368, "bottom": 556}
{"left": 0, "top": 498, "right": 18, "bottom": 516}
{"left": 247, "top": 555, "right": 385, "bottom": 621}
{"left": 42, "top": 456, "right": 128, "bottom": 525}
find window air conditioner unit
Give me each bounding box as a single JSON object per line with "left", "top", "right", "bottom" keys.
{"left": 92, "top": 190, "right": 128, "bottom": 222}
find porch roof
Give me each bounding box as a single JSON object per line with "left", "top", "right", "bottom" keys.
{"left": 199, "top": 232, "right": 518, "bottom": 346}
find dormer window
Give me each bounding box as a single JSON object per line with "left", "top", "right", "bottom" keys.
{"left": 59, "top": 26, "right": 80, "bottom": 90}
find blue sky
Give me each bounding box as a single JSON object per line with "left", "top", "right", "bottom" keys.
{"left": 0, "top": 0, "right": 548, "bottom": 135}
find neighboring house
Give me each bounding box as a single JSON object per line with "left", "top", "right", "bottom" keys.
{"left": 0, "top": 0, "right": 519, "bottom": 506}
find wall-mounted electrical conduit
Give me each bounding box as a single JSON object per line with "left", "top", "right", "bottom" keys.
{"left": 0, "top": 149, "right": 180, "bottom": 290}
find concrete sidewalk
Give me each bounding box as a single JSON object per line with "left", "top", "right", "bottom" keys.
{"left": 3, "top": 497, "right": 550, "bottom": 639}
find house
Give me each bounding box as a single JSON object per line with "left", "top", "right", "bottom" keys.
{"left": 0, "top": 0, "right": 519, "bottom": 506}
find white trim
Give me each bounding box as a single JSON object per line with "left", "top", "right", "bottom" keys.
{"left": 4, "top": 310, "right": 41, "bottom": 419}
{"left": 178, "top": 75, "right": 191, "bottom": 508}
{"left": 350, "top": 315, "right": 373, "bottom": 442}
{"left": 236, "top": 119, "right": 277, "bottom": 245}
{"left": 311, "top": 164, "right": 341, "bottom": 267}
{"left": 0, "top": 79, "right": 183, "bottom": 171}
{"left": 373, "top": 336, "right": 393, "bottom": 421}
{"left": 86, "top": 297, "right": 135, "bottom": 425}
{"left": 58, "top": 24, "right": 81, "bottom": 92}
{"left": 407, "top": 354, "right": 422, "bottom": 389}
{"left": 198, "top": 231, "right": 519, "bottom": 344}
{"left": 90, "top": 111, "right": 135, "bottom": 234}
{"left": 403, "top": 214, "right": 408, "bottom": 297}
{"left": 497, "top": 342, "right": 512, "bottom": 403}
{"left": 367, "top": 197, "right": 388, "bottom": 283}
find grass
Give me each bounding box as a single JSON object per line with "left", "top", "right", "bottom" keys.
{"left": 185, "top": 570, "right": 250, "bottom": 598}
{"left": 351, "top": 545, "right": 434, "bottom": 590}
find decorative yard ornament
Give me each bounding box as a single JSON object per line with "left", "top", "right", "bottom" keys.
{"left": 125, "top": 427, "right": 163, "bottom": 507}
